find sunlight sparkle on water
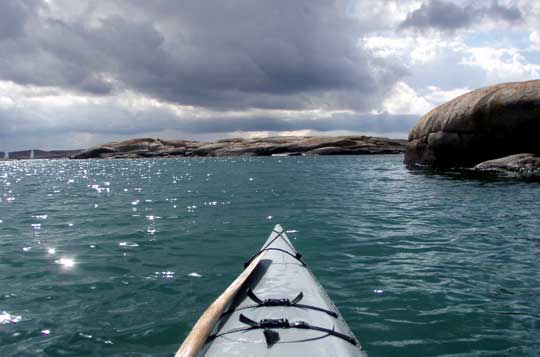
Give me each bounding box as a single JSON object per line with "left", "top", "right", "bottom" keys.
{"left": 55, "top": 257, "right": 76, "bottom": 268}
{"left": 0, "top": 311, "right": 22, "bottom": 325}
{"left": 47, "top": 248, "right": 56, "bottom": 255}
{"left": 149, "top": 271, "right": 175, "bottom": 279}
{"left": 119, "top": 242, "right": 139, "bottom": 247}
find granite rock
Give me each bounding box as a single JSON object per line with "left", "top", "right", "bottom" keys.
{"left": 474, "top": 153, "right": 540, "bottom": 174}
{"left": 405, "top": 80, "right": 540, "bottom": 168}
{"left": 71, "top": 136, "right": 406, "bottom": 159}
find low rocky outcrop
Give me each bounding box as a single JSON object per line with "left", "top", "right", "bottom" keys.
{"left": 71, "top": 136, "right": 406, "bottom": 159}
{"left": 474, "top": 153, "right": 540, "bottom": 174}
{"left": 405, "top": 80, "right": 540, "bottom": 168}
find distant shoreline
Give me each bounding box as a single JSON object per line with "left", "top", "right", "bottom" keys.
{"left": 71, "top": 136, "right": 407, "bottom": 159}
{"left": 2, "top": 135, "right": 407, "bottom": 160}
{"left": 0, "top": 149, "right": 82, "bottom": 160}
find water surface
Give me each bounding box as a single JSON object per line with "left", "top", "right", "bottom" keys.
{"left": 1, "top": 156, "right": 539, "bottom": 356}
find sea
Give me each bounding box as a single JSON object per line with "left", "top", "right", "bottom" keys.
{"left": 0, "top": 155, "right": 539, "bottom": 356}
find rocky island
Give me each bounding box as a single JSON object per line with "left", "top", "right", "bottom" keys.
{"left": 71, "top": 136, "right": 406, "bottom": 159}
{"left": 405, "top": 79, "right": 540, "bottom": 175}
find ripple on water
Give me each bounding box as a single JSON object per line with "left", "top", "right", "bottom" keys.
{"left": 1, "top": 156, "right": 539, "bottom": 356}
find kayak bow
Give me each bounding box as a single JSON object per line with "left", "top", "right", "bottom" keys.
{"left": 176, "top": 224, "right": 366, "bottom": 356}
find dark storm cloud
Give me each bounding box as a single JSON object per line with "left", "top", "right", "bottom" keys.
{"left": 0, "top": 108, "right": 417, "bottom": 151}
{"left": 400, "top": 0, "right": 522, "bottom": 31}
{"left": 0, "top": 0, "right": 405, "bottom": 110}
{"left": 0, "top": 99, "right": 417, "bottom": 139}
{"left": 176, "top": 113, "right": 418, "bottom": 135}
{"left": 484, "top": 2, "right": 522, "bottom": 22}
{"left": 0, "top": 0, "right": 40, "bottom": 39}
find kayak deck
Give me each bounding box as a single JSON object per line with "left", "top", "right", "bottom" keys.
{"left": 199, "top": 224, "right": 366, "bottom": 356}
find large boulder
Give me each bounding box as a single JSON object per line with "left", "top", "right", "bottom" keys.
{"left": 405, "top": 80, "right": 540, "bottom": 168}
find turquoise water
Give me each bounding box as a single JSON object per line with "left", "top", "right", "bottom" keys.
{"left": 1, "top": 156, "right": 539, "bottom": 356}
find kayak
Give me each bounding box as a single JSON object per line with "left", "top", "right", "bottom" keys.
{"left": 177, "top": 224, "right": 366, "bottom": 356}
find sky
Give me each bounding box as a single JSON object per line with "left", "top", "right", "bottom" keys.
{"left": 1, "top": 0, "right": 539, "bottom": 151}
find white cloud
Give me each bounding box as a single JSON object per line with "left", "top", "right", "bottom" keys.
{"left": 423, "top": 85, "right": 470, "bottom": 105}
{"left": 0, "top": 96, "right": 15, "bottom": 109}
{"left": 224, "top": 129, "right": 408, "bottom": 140}
{"left": 529, "top": 31, "right": 540, "bottom": 50}
{"left": 364, "top": 34, "right": 465, "bottom": 64}
{"left": 381, "top": 81, "right": 470, "bottom": 116}
{"left": 237, "top": 129, "right": 316, "bottom": 139}
{"left": 382, "top": 81, "right": 433, "bottom": 115}
{"left": 460, "top": 47, "right": 540, "bottom": 82}
{"left": 365, "top": 24, "right": 540, "bottom": 106}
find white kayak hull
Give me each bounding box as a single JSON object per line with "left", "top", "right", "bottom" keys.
{"left": 199, "top": 224, "right": 366, "bottom": 356}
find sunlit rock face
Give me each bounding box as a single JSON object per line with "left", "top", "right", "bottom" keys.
{"left": 71, "top": 136, "right": 407, "bottom": 159}
{"left": 404, "top": 80, "right": 540, "bottom": 168}
{"left": 71, "top": 138, "right": 200, "bottom": 159}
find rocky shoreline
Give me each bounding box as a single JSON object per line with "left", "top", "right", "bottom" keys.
{"left": 71, "top": 136, "right": 407, "bottom": 159}
{"left": 404, "top": 80, "right": 540, "bottom": 175}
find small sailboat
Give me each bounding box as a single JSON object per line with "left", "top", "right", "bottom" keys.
{"left": 30, "top": 150, "right": 34, "bottom": 159}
